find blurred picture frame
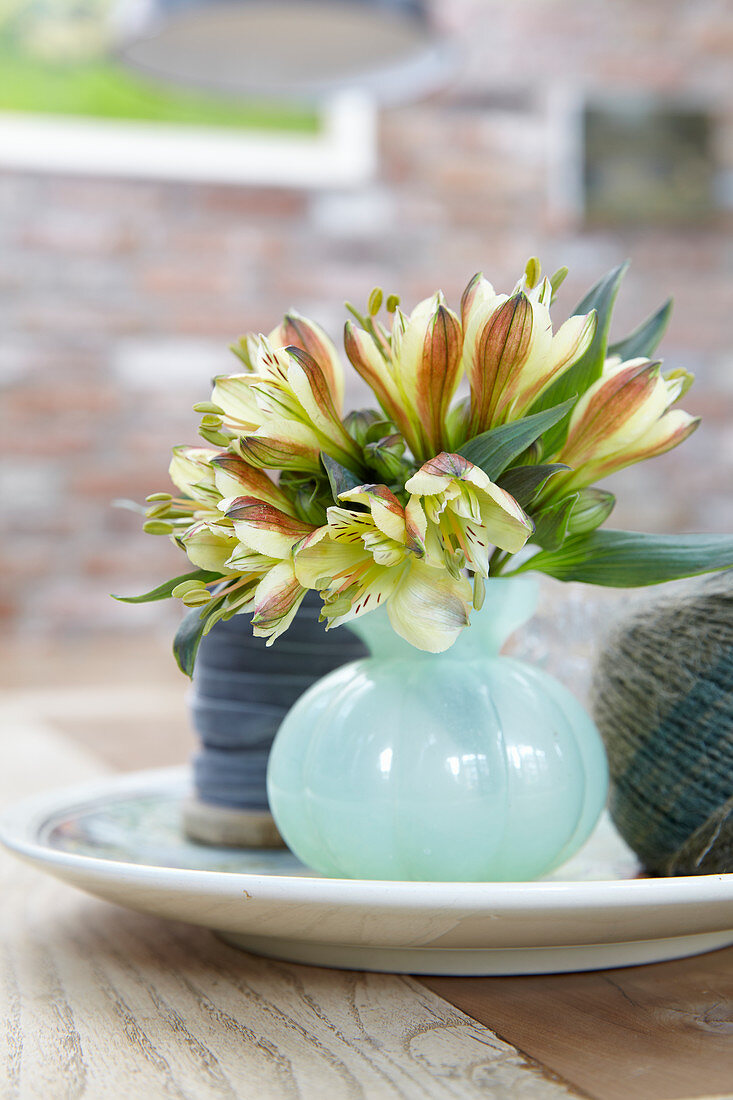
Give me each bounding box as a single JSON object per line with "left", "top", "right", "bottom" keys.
{"left": 548, "top": 89, "right": 726, "bottom": 228}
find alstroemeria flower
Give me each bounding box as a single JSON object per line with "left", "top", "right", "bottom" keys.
{"left": 344, "top": 293, "right": 462, "bottom": 461}
{"left": 211, "top": 373, "right": 262, "bottom": 433}
{"left": 168, "top": 445, "right": 220, "bottom": 506}
{"left": 164, "top": 447, "right": 293, "bottom": 530}
{"left": 209, "top": 452, "right": 296, "bottom": 511}
{"left": 292, "top": 485, "right": 471, "bottom": 651}
{"left": 223, "top": 495, "right": 320, "bottom": 643}
{"left": 231, "top": 342, "right": 363, "bottom": 475}
{"left": 269, "top": 310, "right": 345, "bottom": 415}
{"left": 179, "top": 520, "right": 240, "bottom": 573}
{"left": 225, "top": 495, "right": 318, "bottom": 558}
{"left": 553, "top": 357, "right": 699, "bottom": 491}
{"left": 220, "top": 311, "right": 345, "bottom": 429}
{"left": 146, "top": 446, "right": 232, "bottom": 544}
{"left": 405, "top": 453, "right": 533, "bottom": 577}
{"left": 249, "top": 559, "right": 308, "bottom": 644}
{"left": 165, "top": 450, "right": 291, "bottom": 589}
{"left": 222, "top": 530, "right": 308, "bottom": 645}
{"left": 461, "top": 273, "right": 596, "bottom": 434}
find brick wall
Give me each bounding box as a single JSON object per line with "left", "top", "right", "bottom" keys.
{"left": 1, "top": 0, "right": 732, "bottom": 639}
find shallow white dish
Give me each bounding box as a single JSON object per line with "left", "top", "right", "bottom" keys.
{"left": 1, "top": 766, "right": 732, "bottom": 975}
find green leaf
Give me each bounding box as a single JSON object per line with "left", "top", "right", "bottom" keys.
{"left": 608, "top": 298, "right": 672, "bottom": 361}
{"left": 496, "top": 463, "right": 569, "bottom": 508}
{"left": 112, "top": 569, "right": 220, "bottom": 604}
{"left": 321, "top": 452, "right": 364, "bottom": 502}
{"left": 173, "top": 602, "right": 221, "bottom": 678}
{"left": 530, "top": 262, "right": 629, "bottom": 453}
{"left": 531, "top": 494, "right": 579, "bottom": 551}
{"left": 458, "top": 399, "right": 576, "bottom": 481}
{"left": 512, "top": 529, "right": 733, "bottom": 587}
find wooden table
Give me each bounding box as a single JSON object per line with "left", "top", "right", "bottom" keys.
{"left": 2, "top": 641, "right": 732, "bottom": 1100}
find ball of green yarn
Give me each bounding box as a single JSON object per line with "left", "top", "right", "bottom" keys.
{"left": 592, "top": 570, "right": 733, "bottom": 876}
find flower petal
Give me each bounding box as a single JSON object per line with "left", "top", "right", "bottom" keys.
{"left": 343, "top": 322, "right": 405, "bottom": 430}
{"left": 460, "top": 272, "right": 498, "bottom": 334}
{"left": 500, "top": 307, "right": 595, "bottom": 420}
{"left": 210, "top": 453, "right": 294, "bottom": 512}
{"left": 477, "top": 494, "right": 533, "bottom": 555}
{"left": 393, "top": 298, "right": 463, "bottom": 455}
{"left": 324, "top": 504, "right": 377, "bottom": 545}
{"left": 226, "top": 543, "right": 278, "bottom": 572}
{"left": 285, "top": 348, "right": 363, "bottom": 468}
{"left": 251, "top": 561, "right": 307, "bottom": 644}
{"left": 211, "top": 374, "right": 262, "bottom": 429}
{"left": 468, "top": 291, "right": 534, "bottom": 433}
{"left": 168, "top": 446, "right": 219, "bottom": 501}
{"left": 180, "top": 521, "right": 238, "bottom": 572}
{"left": 235, "top": 420, "right": 323, "bottom": 474}
{"left": 226, "top": 497, "right": 316, "bottom": 557}
{"left": 387, "top": 560, "right": 471, "bottom": 652}
{"left": 583, "top": 408, "right": 701, "bottom": 482}
{"left": 294, "top": 536, "right": 368, "bottom": 589}
{"left": 405, "top": 452, "right": 473, "bottom": 496}
{"left": 404, "top": 495, "right": 427, "bottom": 555}
{"left": 270, "top": 310, "right": 345, "bottom": 414}
{"left": 339, "top": 484, "right": 406, "bottom": 543}
{"left": 295, "top": 536, "right": 399, "bottom": 625}
{"left": 562, "top": 359, "right": 666, "bottom": 464}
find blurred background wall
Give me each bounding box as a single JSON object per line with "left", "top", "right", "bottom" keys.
{"left": 1, "top": 0, "right": 732, "bottom": 644}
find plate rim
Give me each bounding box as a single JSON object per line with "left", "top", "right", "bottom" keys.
{"left": 2, "top": 765, "right": 732, "bottom": 913}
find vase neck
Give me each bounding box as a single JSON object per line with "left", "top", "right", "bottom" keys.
{"left": 347, "top": 575, "right": 539, "bottom": 660}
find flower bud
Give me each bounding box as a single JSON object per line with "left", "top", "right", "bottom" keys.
{"left": 566, "top": 488, "right": 616, "bottom": 535}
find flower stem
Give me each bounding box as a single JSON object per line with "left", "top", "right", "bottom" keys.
{"left": 488, "top": 547, "right": 509, "bottom": 575}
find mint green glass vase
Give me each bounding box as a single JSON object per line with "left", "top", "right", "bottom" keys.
{"left": 266, "top": 576, "right": 609, "bottom": 881}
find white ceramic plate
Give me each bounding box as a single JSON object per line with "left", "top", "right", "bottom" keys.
{"left": 2, "top": 766, "right": 732, "bottom": 975}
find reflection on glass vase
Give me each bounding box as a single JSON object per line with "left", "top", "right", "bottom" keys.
{"left": 267, "top": 575, "right": 609, "bottom": 881}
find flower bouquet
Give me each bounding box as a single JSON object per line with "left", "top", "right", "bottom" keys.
{"left": 121, "top": 259, "right": 733, "bottom": 880}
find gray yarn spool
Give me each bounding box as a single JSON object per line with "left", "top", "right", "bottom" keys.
{"left": 184, "top": 593, "right": 368, "bottom": 846}
{"left": 592, "top": 570, "right": 733, "bottom": 876}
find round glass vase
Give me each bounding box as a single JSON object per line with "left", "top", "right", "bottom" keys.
{"left": 267, "top": 575, "right": 609, "bottom": 881}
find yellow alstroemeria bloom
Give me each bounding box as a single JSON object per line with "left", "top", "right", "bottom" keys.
{"left": 269, "top": 309, "right": 345, "bottom": 415}
{"left": 209, "top": 452, "right": 295, "bottom": 511}
{"left": 219, "top": 311, "right": 346, "bottom": 431}
{"left": 225, "top": 495, "right": 318, "bottom": 559}
{"left": 344, "top": 293, "right": 462, "bottom": 461}
{"left": 179, "top": 519, "right": 240, "bottom": 573}
{"left": 163, "top": 450, "right": 302, "bottom": 618}
{"left": 552, "top": 357, "right": 699, "bottom": 493}
{"left": 228, "top": 342, "right": 363, "bottom": 475}
{"left": 294, "top": 484, "right": 472, "bottom": 652}
{"left": 461, "top": 272, "right": 596, "bottom": 434}
{"left": 224, "top": 494, "right": 319, "bottom": 643}
{"left": 166, "top": 446, "right": 291, "bottom": 527}
{"left": 168, "top": 445, "right": 220, "bottom": 507}
{"left": 405, "top": 453, "right": 533, "bottom": 577}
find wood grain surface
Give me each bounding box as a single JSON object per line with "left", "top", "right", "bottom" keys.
{"left": 0, "top": 707, "right": 582, "bottom": 1100}
{"left": 423, "top": 951, "right": 733, "bottom": 1100}
{"left": 3, "top": 647, "right": 732, "bottom": 1100}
